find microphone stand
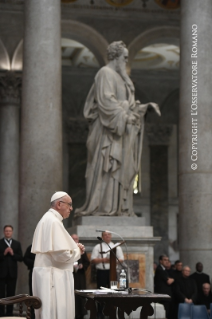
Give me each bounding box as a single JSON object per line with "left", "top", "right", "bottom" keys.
{"left": 96, "top": 230, "right": 130, "bottom": 287}
{"left": 97, "top": 237, "right": 128, "bottom": 288}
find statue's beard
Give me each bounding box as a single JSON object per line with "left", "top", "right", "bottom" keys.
{"left": 116, "top": 62, "right": 135, "bottom": 93}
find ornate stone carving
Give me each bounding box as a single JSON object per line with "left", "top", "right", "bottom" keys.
{"left": 0, "top": 71, "right": 21, "bottom": 106}
{"left": 146, "top": 124, "right": 173, "bottom": 145}
{"left": 154, "top": 0, "right": 180, "bottom": 10}
{"left": 105, "top": 0, "right": 134, "bottom": 7}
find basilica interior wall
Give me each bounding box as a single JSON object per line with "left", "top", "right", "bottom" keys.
{"left": 0, "top": 1, "right": 180, "bottom": 263}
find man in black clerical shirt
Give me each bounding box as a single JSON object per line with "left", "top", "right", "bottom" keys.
{"left": 197, "top": 283, "right": 212, "bottom": 313}
{"left": 166, "top": 259, "right": 175, "bottom": 277}
{"left": 23, "top": 244, "right": 35, "bottom": 296}
{"left": 174, "top": 260, "right": 183, "bottom": 281}
{"left": 190, "top": 262, "right": 210, "bottom": 292}
{"left": 23, "top": 244, "right": 35, "bottom": 319}
{"left": 71, "top": 234, "right": 90, "bottom": 319}
{"left": 154, "top": 255, "right": 175, "bottom": 319}
{"left": 174, "top": 266, "right": 197, "bottom": 304}
{"left": 0, "top": 225, "right": 23, "bottom": 317}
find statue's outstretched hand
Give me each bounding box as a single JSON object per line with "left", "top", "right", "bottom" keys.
{"left": 148, "top": 102, "right": 161, "bottom": 116}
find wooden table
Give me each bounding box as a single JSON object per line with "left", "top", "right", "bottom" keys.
{"left": 75, "top": 289, "right": 170, "bottom": 319}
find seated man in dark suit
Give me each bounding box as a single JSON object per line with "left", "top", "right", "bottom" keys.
{"left": 166, "top": 259, "right": 175, "bottom": 278}
{"left": 197, "top": 283, "right": 212, "bottom": 313}
{"left": 154, "top": 255, "right": 175, "bottom": 319}
{"left": 190, "top": 262, "right": 210, "bottom": 292}
{"left": 174, "top": 266, "right": 197, "bottom": 305}
{"left": 0, "top": 225, "right": 23, "bottom": 317}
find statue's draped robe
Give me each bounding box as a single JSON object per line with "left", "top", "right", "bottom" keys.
{"left": 75, "top": 66, "right": 146, "bottom": 216}
{"left": 31, "top": 209, "right": 80, "bottom": 319}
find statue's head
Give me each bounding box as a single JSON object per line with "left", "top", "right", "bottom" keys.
{"left": 107, "top": 41, "right": 127, "bottom": 61}
{"left": 107, "top": 41, "right": 128, "bottom": 75}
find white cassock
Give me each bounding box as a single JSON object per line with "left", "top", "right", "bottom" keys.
{"left": 31, "top": 208, "right": 81, "bottom": 319}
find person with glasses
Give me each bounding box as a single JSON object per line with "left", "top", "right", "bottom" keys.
{"left": 31, "top": 191, "right": 85, "bottom": 319}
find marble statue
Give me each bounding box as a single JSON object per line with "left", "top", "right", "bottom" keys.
{"left": 75, "top": 41, "right": 160, "bottom": 217}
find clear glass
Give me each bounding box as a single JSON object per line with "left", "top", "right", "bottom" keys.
{"left": 110, "top": 281, "right": 118, "bottom": 289}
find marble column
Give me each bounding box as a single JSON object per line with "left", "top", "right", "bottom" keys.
{"left": 0, "top": 72, "right": 21, "bottom": 239}
{"left": 179, "top": 0, "right": 212, "bottom": 275}
{"left": 146, "top": 124, "right": 172, "bottom": 261}
{"left": 19, "top": 0, "right": 62, "bottom": 250}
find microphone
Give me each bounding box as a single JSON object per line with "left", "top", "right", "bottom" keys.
{"left": 96, "top": 237, "right": 126, "bottom": 270}
{"left": 97, "top": 236, "right": 104, "bottom": 241}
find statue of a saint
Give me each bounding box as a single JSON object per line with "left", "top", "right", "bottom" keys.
{"left": 75, "top": 41, "right": 160, "bottom": 217}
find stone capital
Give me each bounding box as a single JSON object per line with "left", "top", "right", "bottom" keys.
{"left": 145, "top": 124, "right": 173, "bottom": 145}
{"left": 0, "top": 71, "right": 22, "bottom": 107}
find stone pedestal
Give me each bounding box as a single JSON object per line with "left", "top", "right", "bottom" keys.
{"left": 179, "top": 0, "right": 212, "bottom": 276}
{"left": 68, "top": 216, "right": 160, "bottom": 292}
{"left": 0, "top": 72, "right": 21, "bottom": 238}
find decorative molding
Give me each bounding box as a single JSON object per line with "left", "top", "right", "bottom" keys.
{"left": 62, "top": 4, "right": 180, "bottom": 16}
{"left": 154, "top": 0, "right": 180, "bottom": 10}
{"left": 0, "top": 0, "right": 24, "bottom": 3}
{"left": 145, "top": 124, "right": 173, "bottom": 145}
{"left": 105, "top": 0, "right": 134, "bottom": 7}
{"left": 0, "top": 71, "right": 21, "bottom": 106}
{"left": 61, "top": 0, "right": 77, "bottom": 3}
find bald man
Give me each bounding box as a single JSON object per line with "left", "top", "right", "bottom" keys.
{"left": 197, "top": 283, "right": 212, "bottom": 312}
{"left": 174, "top": 266, "right": 197, "bottom": 304}
{"left": 91, "top": 231, "right": 124, "bottom": 289}
{"left": 32, "top": 192, "right": 85, "bottom": 319}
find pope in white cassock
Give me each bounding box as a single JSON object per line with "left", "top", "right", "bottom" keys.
{"left": 31, "top": 191, "right": 85, "bottom": 319}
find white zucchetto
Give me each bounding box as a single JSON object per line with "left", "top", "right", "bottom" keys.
{"left": 50, "top": 191, "right": 68, "bottom": 203}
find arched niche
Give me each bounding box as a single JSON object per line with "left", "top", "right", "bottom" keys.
{"left": 11, "top": 39, "right": 23, "bottom": 71}
{"left": 11, "top": 21, "right": 108, "bottom": 71}
{"left": 0, "top": 39, "right": 10, "bottom": 71}
{"left": 132, "top": 43, "right": 179, "bottom": 70}
{"left": 61, "top": 20, "right": 109, "bottom": 67}
{"left": 61, "top": 38, "right": 100, "bottom": 68}
{"left": 128, "top": 26, "right": 180, "bottom": 70}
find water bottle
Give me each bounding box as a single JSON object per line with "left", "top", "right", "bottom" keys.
{"left": 119, "top": 269, "right": 127, "bottom": 289}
